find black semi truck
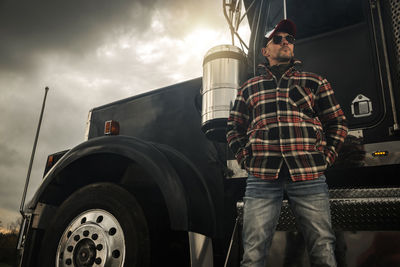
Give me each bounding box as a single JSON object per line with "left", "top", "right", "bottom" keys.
{"left": 17, "top": 0, "right": 400, "bottom": 266}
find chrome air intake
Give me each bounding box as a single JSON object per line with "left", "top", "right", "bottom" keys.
{"left": 201, "top": 45, "right": 247, "bottom": 142}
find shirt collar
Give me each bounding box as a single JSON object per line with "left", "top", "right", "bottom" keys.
{"left": 257, "top": 58, "right": 303, "bottom": 76}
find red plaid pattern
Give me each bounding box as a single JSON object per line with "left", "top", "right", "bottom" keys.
{"left": 226, "top": 62, "right": 348, "bottom": 181}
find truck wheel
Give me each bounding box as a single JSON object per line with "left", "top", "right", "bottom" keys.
{"left": 37, "top": 183, "right": 150, "bottom": 267}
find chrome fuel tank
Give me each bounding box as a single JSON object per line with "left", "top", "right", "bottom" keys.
{"left": 201, "top": 45, "right": 247, "bottom": 142}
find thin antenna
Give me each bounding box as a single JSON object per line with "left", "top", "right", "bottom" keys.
{"left": 283, "top": 0, "right": 287, "bottom": 19}
{"left": 19, "top": 86, "right": 49, "bottom": 216}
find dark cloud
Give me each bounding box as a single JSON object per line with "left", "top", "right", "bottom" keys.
{"left": 0, "top": 143, "right": 24, "bottom": 167}
{"left": 0, "top": 1, "right": 146, "bottom": 71}
{"left": 0, "top": 0, "right": 223, "bottom": 72}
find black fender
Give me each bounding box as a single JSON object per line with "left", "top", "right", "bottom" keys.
{"left": 27, "top": 135, "right": 216, "bottom": 236}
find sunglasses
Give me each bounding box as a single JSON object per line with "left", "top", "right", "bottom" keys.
{"left": 269, "top": 35, "right": 295, "bottom": 45}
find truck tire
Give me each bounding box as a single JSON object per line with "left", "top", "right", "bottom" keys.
{"left": 37, "top": 183, "right": 150, "bottom": 267}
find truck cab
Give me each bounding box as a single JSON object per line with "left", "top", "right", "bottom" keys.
{"left": 17, "top": 0, "right": 400, "bottom": 266}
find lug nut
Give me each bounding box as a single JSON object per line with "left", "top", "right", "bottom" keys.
{"left": 83, "top": 230, "right": 89, "bottom": 237}
{"left": 109, "top": 227, "right": 116, "bottom": 236}
{"left": 92, "top": 233, "right": 98, "bottom": 240}
{"left": 66, "top": 258, "right": 72, "bottom": 265}
{"left": 96, "top": 244, "right": 103, "bottom": 251}
{"left": 95, "top": 257, "right": 102, "bottom": 264}
{"left": 67, "top": 245, "right": 73, "bottom": 252}
{"left": 112, "top": 249, "right": 120, "bottom": 258}
{"left": 74, "top": 235, "right": 80, "bottom": 241}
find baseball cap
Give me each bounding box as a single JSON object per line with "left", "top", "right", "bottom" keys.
{"left": 263, "top": 19, "right": 297, "bottom": 46}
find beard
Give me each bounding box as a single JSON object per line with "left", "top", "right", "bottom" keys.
{"left": 277, "top": 47, "right": 293, "bottom": 62}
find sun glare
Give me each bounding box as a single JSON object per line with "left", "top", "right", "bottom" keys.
{"left": 185, "top": 28, "right": 228, "bottom": 50}
{"left": 176, "top": 27, "right": 230, "bottom": 63}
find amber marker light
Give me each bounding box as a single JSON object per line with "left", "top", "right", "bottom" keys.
{"left": 372, "top": 151, "right": 388, "bottom": 157}
{"left": 104, "top": 120, "right": 120, "bottom": 135}
{"left": 46, "top": 155, "right": 54, "bottom": 168}
{"left": 43, "top": 150, "right": 69, "bottom": 178}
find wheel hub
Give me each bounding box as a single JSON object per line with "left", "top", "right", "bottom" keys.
{"left": 56, "top": 209, "right": 125, "bottom": 267}
{"left": 74, "top": 238, "right": 96, "bottom": 265}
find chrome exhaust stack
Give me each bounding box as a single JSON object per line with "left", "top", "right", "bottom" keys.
{"left": 201, "top": 45, "right": 247, "bottom": 142}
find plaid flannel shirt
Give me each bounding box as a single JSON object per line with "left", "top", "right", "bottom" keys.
{"left": 226, "top": 61, "right": 348, "bottom": 181}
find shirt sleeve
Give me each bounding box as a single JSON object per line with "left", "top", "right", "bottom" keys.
{"left": 226, "top": 86, "right": 251, "bottom": 168}
{"left": 315, "top": 78, "right": 348, "bottom": 166}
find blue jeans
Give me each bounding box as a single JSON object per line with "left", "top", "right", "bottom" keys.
{"left": 241, "top": 164, "right": 336, "bottom": 267}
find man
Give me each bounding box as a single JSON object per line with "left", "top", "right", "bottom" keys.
{"left": 226, "top": 19, "right": 348, "bottom": 266}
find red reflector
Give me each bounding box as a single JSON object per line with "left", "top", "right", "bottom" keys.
{"left": 104, "top": 120, "right": 120, "bottom": 135}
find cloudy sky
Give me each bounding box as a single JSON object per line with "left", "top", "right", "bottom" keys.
{"left": 0, "top": 0, "right": 250, "bottom": 230}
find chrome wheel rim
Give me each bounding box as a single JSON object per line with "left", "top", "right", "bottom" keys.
{"left": 56, "top": 209, "right": 125, "bottom": 267}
